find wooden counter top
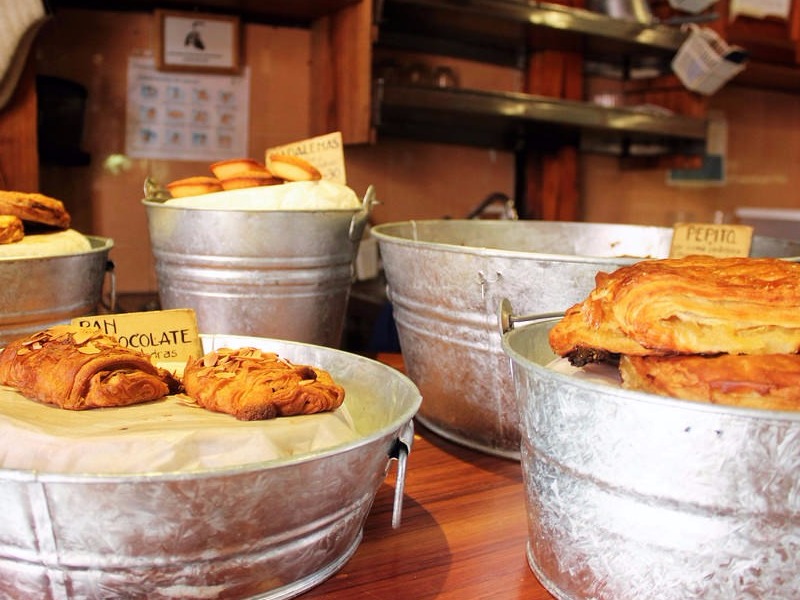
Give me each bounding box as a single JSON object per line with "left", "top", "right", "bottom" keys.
{"left": 303, "top": 354, "right": 555, "bottom": 600}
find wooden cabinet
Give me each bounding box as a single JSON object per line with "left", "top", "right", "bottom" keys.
{"left": 309, "top": 0, "right": 710, "bottom": 217}
{"left": 311, "top": 0, "right": 709, "bottom": 154}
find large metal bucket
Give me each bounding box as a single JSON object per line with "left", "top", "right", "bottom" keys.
{"left": 373, "top": 220, "right": 800, "bottom": 459}
{"left": 0, "top": 335, "right": 421, "bottom": 599}
{"left": 502, "top": 315, "right": 800, "bottom": 599}
{"left": 143, "top": 189, "right": 373, "bottom": 348}
{"left": 0, "top": 235, "right": 114, "bottom": 347}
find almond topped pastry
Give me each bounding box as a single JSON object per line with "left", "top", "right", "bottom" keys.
{"left": 182, "top": 347, "right": 345, "bottom": 420}
{"left": 0, "top": 325, "right": 180, "bottom": 410}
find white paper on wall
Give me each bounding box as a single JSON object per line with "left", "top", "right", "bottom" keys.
{"left": 125, "top": 55, "right": 250, "bottom": 161}
{"left": 730, "top": 0, "right": 790, "bottom": 20}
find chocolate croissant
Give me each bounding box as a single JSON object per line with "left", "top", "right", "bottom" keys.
{"left": 182, "top": 347, "right": 345, "bottom": 420}
{"left": 550, "top": 255, "right": 800, "bottom": 364}
{"left": 0, "top": 325, "right": 180, "bottom": 410}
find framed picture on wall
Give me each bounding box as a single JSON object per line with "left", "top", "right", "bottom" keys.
{"left": 154, "top": 10, "right": 241, "bottom": 74}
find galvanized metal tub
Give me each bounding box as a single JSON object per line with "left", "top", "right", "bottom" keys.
{"left": 372, "top": 220, "right": 800, "bottom": 459}
{"left": 0, "top": 334, "right": 421, "bottom": 599}
{"left": 502, "top": 314, "right": 800, "bottom": 600}
{"left": 142, "top": 190, "right": 373, "bottom": 348}
{"left": 0, "top": 235, "right": 114, "bottom": 347}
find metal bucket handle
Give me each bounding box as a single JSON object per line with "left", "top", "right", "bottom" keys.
{"left": 387, "top": 419, "right": 414, "bottom": 529}
{"left": 348, "top": 184, "right": 378, "bottom": 243}
{"left": 499, "top": 297, "right": 562, "bottom": 335}
{"left": 100, "top": 260, "right": 117, "bottom": 313}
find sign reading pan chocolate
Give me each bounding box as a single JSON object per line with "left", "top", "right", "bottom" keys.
{"left": 72, "top": 308, "right": 203, "bottom": 364}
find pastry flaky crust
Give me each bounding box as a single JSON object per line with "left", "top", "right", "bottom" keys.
{"left": 182, "top": 347, "right": 345, "bottom": 421}
{"left": 0, "top": 190, "right": 70, "bottom": 229}
{"left": 0, "top": 215, "right": 23, "bottom": 244}
{"left": 620, "top": 354, "right": 800, "bottom": 411}
{"left": 549, "top": 255, "right": 800, "bottom": 364}
{"left": 0, "top": 326, "right": 181, "bottom": 410}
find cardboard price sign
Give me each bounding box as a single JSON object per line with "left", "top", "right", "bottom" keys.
{"left": 267, "top": 131, "right": 346, "bottom": 184}
{"left": 669, "top": 223, "right": 754, "bottom": 258}
{"left": 72, "top": 308, "right": 203, "bottom": 364}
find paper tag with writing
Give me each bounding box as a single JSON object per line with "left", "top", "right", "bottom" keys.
{"left": 71, "top": 308, "right": 203, "bottom": 364}
{"left": 669, "top": 223, "right": 754, "bottom": 258}
{"left": 267, "top": 131, "right": 346, "bottom": 184}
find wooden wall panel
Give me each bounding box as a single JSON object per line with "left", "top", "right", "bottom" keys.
{"left": 0, "top": 57, "right": 38, "bottom": 191}
{"left": 310, "top": 0, "right": 373, "bottom": 144}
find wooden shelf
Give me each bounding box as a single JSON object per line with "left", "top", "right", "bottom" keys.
{"left": 377, "top": 0, "right": 689, "bottom": 68}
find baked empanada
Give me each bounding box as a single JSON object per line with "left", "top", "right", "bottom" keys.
{"left": 0, "top": 325, "right": 180, "bottom": 410}
{"left": 182, "top": 347, "right": 345, "bottom": 420}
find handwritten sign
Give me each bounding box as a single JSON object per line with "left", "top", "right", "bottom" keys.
{"left": 669, "top": 223, "right": 754, "bottom": 258}
{"left": 72, "top": 308, "right": 203, "bottom": 364}
{"left": 267, "top": 131, "right": 346, "bottom": 184}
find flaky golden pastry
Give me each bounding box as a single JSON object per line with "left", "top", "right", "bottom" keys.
{"left": 550, "top": 256, "right": 800, "bottom": 364}
{"left": 0, "top": 190, "right": 70, "bottom": 229}
{"left": 182, "top": 347, "right": 345, "bottom": 421}
{"left": 0, "top": 325, "right": 180, "bottom": 410}
{"left": 0, "top": 215, "right": 23, "bottom": 244}
{"left": 620, "top": 353, "right": 800, "bottom": 411}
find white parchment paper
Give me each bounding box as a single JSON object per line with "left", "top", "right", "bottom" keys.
{"left": 0, "top": 387, "right": 360, "bottom": 475}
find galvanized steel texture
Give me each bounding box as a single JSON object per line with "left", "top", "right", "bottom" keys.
{"left": 0, "top": 236, "right": 113, "bottom": 347}
{"left": 143, "top": 199, "right": 371, "bottom": 349}
{"left": 503, "top": 317, "right": 800, "bottom": 600}
{"left": 0, "top": 335, "right": 422, "bottom": 599}
{"left": 373, "top": 220, "right": 800, "bottom": 459}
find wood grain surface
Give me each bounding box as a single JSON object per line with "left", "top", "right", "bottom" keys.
{"left": 304, "top": 353, "right": 555, "bottom": 599}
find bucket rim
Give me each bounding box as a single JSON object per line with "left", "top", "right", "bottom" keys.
{"left": 372, "top": 219, "right": 668, "bottom": 265}
{"left": 0, "top": 234, "right": 113, "bottom": 262}
{"left": 372, "top": 219, "right": 800, "bottom": 263}
{"left": 142, "top": 198, "right": 364, "bottom": 215}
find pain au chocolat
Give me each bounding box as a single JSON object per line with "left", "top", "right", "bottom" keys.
{"left": 0, "top": 326, "right": 180, "bottom": 410}
{"left": 549, "top": 255, "right": 800, "bottom": 364}
{"left": 182, "top": 347, "right": 345, "bottom": 421}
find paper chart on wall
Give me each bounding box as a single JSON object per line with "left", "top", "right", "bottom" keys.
{"left": 125, "top": 56, "right": 249, "bottom": 161}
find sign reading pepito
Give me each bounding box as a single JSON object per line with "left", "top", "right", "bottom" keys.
{"left": 669, "top": 222, "right": 754, "bottom": 259}
{"left": 72, "top": 308, "right": 203, "bottom": 364}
